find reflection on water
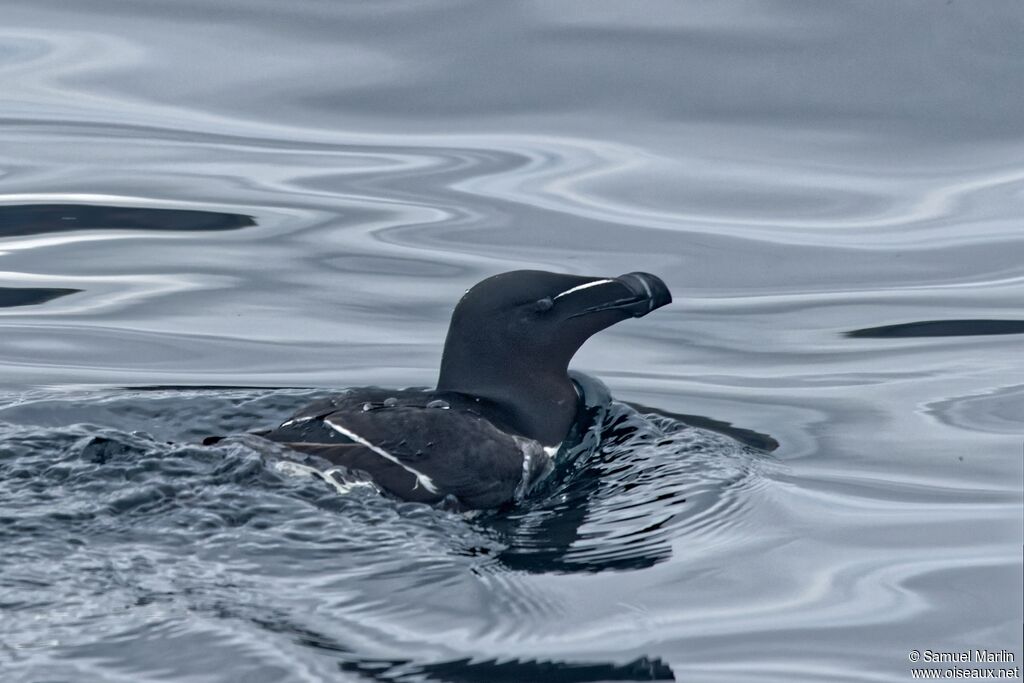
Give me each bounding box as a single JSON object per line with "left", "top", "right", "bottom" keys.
{"left": 626, "top": 402, "right": 779, "bottom": 452}
{"left": 0, "top": 286, "right": 79, "bottom": 307}
{"left": 338, "top": 654, "right": 675, "bottom": 682}
{"left": 847, "top": 319, "right": 1024, "bottom": 338}
{"left": 0, "top": 203, "right": 255, "bottom": 237}
{"left": 1, "top": 0, "right": 1022, "bottom": 681}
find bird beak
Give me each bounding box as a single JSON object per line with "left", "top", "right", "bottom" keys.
{"left": 615, "top": 272, "right": 673, "bottom": 317}
{"left": 567, "top": 272, "right": 672, "bottom": 319}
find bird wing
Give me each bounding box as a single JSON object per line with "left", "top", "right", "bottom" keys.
{"left": 264, "top": 403, "right": 538, "bottom": 509}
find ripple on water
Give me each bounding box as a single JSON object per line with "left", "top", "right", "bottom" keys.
{"left": 0, "top": 387, "right": 778, "bottom": 681}
{"left": 926, "top": 384, "right": 1024, "bottom": 436}
{"left": 486, "top": 403, "right": 773, "bottom": 576}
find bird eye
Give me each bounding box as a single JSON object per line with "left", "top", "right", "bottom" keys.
{"left": 534, "top": 297, "right": 554, "bottom": 312}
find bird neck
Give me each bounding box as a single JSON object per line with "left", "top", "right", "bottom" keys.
{"left": 437, "top": 356, "right": 579, "bottom": 446}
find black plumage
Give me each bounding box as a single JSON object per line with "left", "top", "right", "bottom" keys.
{"left": 224, "top": 270, "right": 672, "bottom": 509}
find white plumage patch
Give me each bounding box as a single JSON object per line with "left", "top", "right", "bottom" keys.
{"left": 274, "top": 460, "right": 377, "bottom": 495}
{"left": 515, "top": 438, "right": 556, "bottom": 500}
{"left": 324, "top": 419, "right": 439, "bottom": 493}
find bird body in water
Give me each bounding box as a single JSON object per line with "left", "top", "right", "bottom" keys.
{"left": 209, "top": 270, "right": 672, "bottom": 509}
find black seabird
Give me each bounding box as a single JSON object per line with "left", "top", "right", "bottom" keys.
{"left": 233, "top": 270, "right": 671, "bottom": 509}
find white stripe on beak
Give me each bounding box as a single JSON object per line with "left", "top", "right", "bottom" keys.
{"left": 552, "top": 279, "right": 616, "bottom": 301}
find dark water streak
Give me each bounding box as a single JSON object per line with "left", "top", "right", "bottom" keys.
{"left": 0, "top": 204, "right": 255, "bottom": 237}
{"left": 847, "top": 319, "right": 1024, "bottom": 338}
{"left": 0, "top": 287, "right": 80, "bottom": 308}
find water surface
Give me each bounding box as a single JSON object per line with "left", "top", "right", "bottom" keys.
{"left": 1, "top": 1, "right": 1022, "bottom": 681}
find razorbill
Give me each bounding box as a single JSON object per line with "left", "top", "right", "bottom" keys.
{"left": 222, "top": 270, "right": 671, "bottom": 509}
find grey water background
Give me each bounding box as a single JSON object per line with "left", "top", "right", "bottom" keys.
{"left": 1, "top": 1, "right": 1023, "bottom": 681}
